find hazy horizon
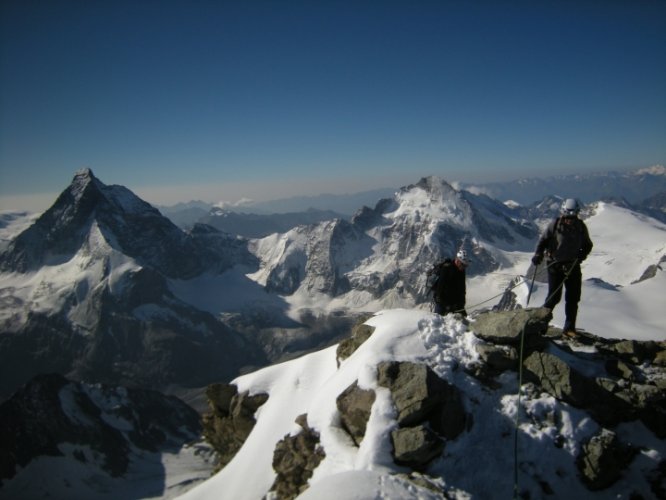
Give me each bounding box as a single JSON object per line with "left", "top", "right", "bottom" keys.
{"left": 1, "top": 163, "right": 661, "bottom": 213}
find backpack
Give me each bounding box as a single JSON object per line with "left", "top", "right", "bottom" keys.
{"left": 548, "top": 216, "right": 588, "bottom": 261}
{"left": 427, "top": 259, "right": 454, "bottom": 302}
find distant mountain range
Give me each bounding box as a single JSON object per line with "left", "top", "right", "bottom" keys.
{"left": 461, "top": 165, "right": 666, "bottom": 205}
{"left": 159, "top": 166, "right": 666, "bottom": 233}
{"left": 3, "top": 169, "right": 665, "bottom": 402}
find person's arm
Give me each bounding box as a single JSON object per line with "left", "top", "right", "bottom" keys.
{"left": 579, "top": 222, "right": 593, "bottom": 260}
{"left": 532, "top": 220, "right": 555, "bottom": 264}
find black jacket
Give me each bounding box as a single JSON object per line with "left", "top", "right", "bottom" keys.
{"left": 535, "top": 216, "right": 593, "bottom": 264}
{"left": 431, "top": 259, "right": 466, "bottom": 311}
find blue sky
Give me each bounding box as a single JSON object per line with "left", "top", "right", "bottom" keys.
{"left": 1, "top": 0, "right": 665, "bottom": 210}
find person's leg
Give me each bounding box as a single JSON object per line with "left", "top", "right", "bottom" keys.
{"left": 544, "top": 265, "right": 565, "bottom": 310}
{"left": 563, "top": 264, "right": 582, "bottom": 332}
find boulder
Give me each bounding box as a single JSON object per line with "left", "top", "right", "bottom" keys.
{"left": 336, "top": 381, "right": 376, "bottom": 446}
{"left": 471, "top": 307, "right": 551, "bottom": 347}
{"left": 377, "top": 361, "right": 467, "bottom": 442}
{"left": 475, "top": 341, "right": 518, "bottom": 372}
{"left": 577, "top": 429, "right": 636, "bottom": 490}
{"left": 378, "top": 361, "right": 447, "bottom": 426}
{"left": 391, "top": 425, "right": 444, "bottom": 471}
{"left": 599, "top": 339, "right": 666, "bottom": 366}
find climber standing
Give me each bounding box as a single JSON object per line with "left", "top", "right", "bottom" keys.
{"left": 531, "top": 198, "right": 593, "bottom": 337}
{"left": 430, "top": 249, "right": 469, "bottom": 316}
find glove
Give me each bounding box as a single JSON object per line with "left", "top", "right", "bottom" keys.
{"left": 531, "top": 254, "right": 543, "bottom": 266}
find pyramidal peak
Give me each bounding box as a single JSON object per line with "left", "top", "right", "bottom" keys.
{"left": 67, "top": 167, "right": 101, "bottom": 201}
{"left": 65, "top": 168, "right": 156, "bottom": 216}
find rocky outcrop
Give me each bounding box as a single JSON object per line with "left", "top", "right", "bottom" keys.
{"left": 377, "top": 361, "right": 466, "bottom": 438}
{"left": 269, "top": 414, "right": 325, "bottom": 500}
{"left": 202, "top": 383, "right": 268, "bottom": 470}
{"left": 332, "top": 360, "right": 467, "bottom": 471}
{"left": 377, "top": 361, "right": 467, "bottom": 469}
{"left": 336, "top": 316, "right": 375, "bottom": 365}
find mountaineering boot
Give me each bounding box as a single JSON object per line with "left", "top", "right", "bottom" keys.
{"left": 562, "top": 319, "right": 577, "bottom": 338}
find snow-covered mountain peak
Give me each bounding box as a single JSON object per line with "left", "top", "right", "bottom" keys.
{"left": 392, "top": 177, "right": 471, "bottom": 224}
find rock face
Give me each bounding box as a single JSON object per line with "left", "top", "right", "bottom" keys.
{"left": 0, "top": 373, "right": 202, "bottom": 492}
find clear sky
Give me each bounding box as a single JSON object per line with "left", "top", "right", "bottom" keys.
{"left": 1, "top": 0, "right": 665, "bottom": 210}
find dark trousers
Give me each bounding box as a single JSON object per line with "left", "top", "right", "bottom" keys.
{"left": 544, "top": 262, "right": 582, "bottom": 330}
{"left": 434, "top": 301, "right": 466, "bottom": 316}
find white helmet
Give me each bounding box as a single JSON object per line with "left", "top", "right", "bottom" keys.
{"left": 456, "top": 249, "right": 469, "bottom": 265}
{"left": 561, "top": 198, "right": 580, "bottom": 216}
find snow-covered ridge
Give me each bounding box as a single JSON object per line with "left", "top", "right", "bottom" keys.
{"left": 180, "top": 309, "right": 665, "bottom": 500}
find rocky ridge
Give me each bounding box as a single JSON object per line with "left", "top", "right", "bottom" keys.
{"left": 201, "top": 308, "right": 666, "bottom": 499}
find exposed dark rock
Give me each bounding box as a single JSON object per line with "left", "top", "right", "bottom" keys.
{"left": 336, "top": 382, "right": 376, "bottom": 446}
{"left": 376, "top": 360, "right": 466, "bottom": 470}
{"left": 377, "top": 361, "right": 466, "bottom": 439}
{"left": 471, "top": 307, "right": 551, "bottom": 348}
{"left": 598, "top": 339, "right": 665, "bottom": 365}
{"left": 336, "top": 317, "right": 375, "bottom": 366}
{"left": 522, "top": 350, "right": 635, "bottom": 427}
{"left": 202, "top": 383, "right": 268, "bottom": 470}
{"left": 475, "top": 341, "right": 519, "bottom": 372}
{"left": 577, "top": 429, "right": 637, "bottom": 490}
{"left": 391, "top": 425, "right": 444, "bottom": 471}
{"left": 270, "top": 414, "right": 325, "bottom": 500}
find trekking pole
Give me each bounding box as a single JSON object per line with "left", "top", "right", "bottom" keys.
{"left": 526, "top": 264, "right": 538, "bottom": 307}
